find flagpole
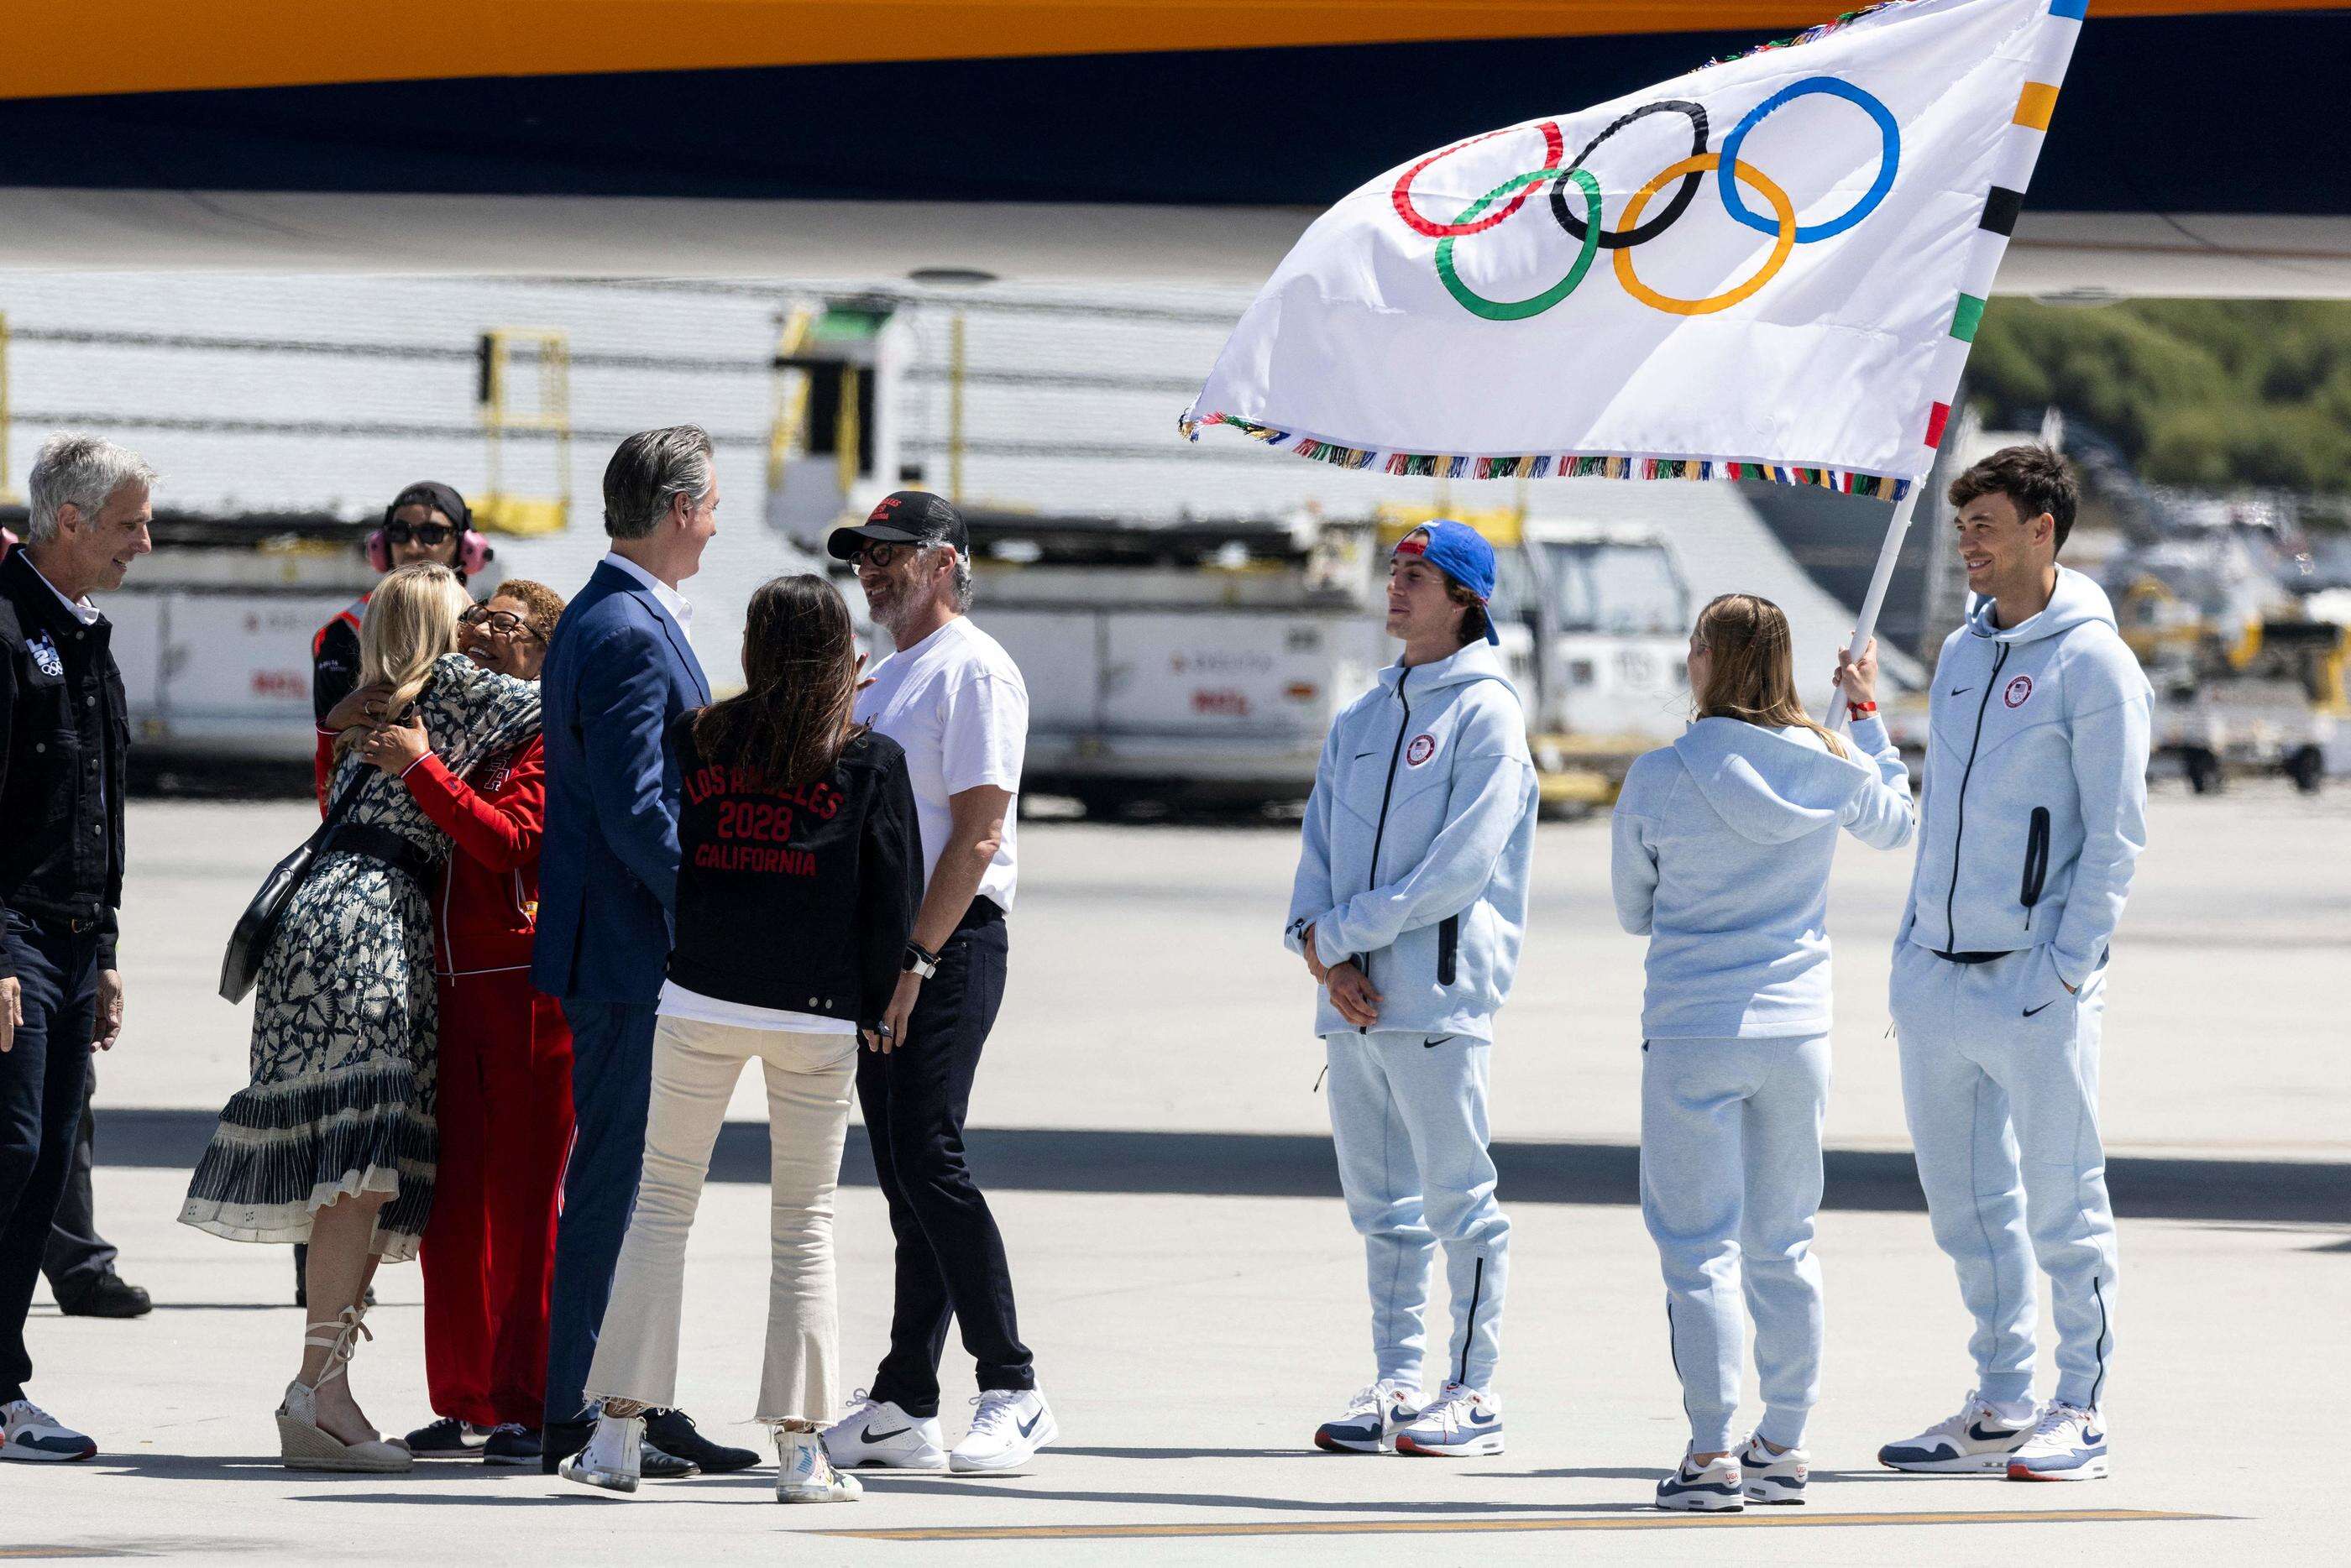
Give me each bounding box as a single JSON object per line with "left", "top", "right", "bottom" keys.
{"left": 1819, "top": 484, "right": 1924, "bottom": 728}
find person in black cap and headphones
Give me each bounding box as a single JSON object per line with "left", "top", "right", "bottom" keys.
{"left": 815, "top": 493, "right": 1054, "bottom": 1476}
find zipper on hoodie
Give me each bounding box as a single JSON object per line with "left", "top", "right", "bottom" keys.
{"left": 2020, "top": 806, "right": 2050, "bottom": 929}
{"left": 1359, "top": 675, "right": 1415, "bottom": 1033}
{"left": 1437, "top": 914, "right": 1459, "bottom": 987}
{"left": 1945, "top": 643, "right": 2009, "bottom": 952}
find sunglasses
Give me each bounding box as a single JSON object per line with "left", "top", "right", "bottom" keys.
{"left": 386, "top": 520, "right": 454, "bottom": 546}
{"left": 459, "top": 604, "right": 544, "bottom": 642}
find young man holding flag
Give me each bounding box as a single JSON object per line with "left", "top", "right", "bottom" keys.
{"left": 1286, "top": 520, "right": 1537, "bottom": 1458}
{"left": 1879, "top": 446, "right": 2150, "bottom": 1482}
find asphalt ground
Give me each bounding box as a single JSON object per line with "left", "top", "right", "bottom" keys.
{"left": 6, "top": 781, "right": 2346, "bottom": 1561}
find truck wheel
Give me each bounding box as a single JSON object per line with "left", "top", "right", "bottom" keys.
{"left": 2183, "top": 746, "right": 2223, "bottom": 795}
{"left": 2286, "top": 745, "right": 2326, "bottom": 795}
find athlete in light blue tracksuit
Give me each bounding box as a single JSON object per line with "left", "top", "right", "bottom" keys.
{"left": 1613, "top": 593, "right": 1914, "bottom": 1512}
{"left": 1285, "top": 520, "right": 1538, "bottom": 1460}
{"left": 1878, "top": 447, "right": 2150, "bottom": 1484}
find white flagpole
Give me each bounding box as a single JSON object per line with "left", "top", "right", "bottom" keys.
{"left": 1819, "top": 484, "right": 1924, "bottom": 726}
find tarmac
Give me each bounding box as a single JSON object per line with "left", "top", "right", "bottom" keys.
{"left": 5, "top": 781, "right": 2346, "bottom": 1563}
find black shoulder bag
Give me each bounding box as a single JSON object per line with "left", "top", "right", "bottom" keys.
{"left": 217, "top": 760, "right": 374, "bottom": 1004}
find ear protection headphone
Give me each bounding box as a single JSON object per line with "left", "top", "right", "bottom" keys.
{"left": 366, "top": 482, "right": 494, "bottom": 579}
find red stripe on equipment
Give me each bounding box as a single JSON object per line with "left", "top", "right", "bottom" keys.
{"left": 1924, "top": 401, "right": 1952, "bottom": 449}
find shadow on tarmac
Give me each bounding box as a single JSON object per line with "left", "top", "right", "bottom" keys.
{"left": 93, "top": 1111, "right": 2351, "bottom": 1224}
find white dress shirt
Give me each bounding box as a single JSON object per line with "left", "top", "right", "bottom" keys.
{"left": 600, "top": 549, "right": 693, "bottom": 640}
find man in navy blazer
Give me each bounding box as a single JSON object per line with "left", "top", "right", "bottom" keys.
{"left": 531, "top": 426, "right": 752, "bottom": 1476}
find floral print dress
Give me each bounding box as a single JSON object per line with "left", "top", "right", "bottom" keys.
{"left": 181, "top": 653, "right": 541, "bottom": 1260}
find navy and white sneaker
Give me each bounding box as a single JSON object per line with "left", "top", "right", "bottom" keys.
{"left": 822, "top": 1390, "right": 947, "bottom": 1470}
{"left": 1736, "top": 1436, "right": 1809, "bottom": 1504}
{"left": 1394, "top": 1383, "right": 1504, "bottom": 1457}
{"left": 403, "top": 1416, "right": 490, "bottom": 1457}
{"left": 2006, "top": 1403, "right": 2108, "bottom": 1481}
{"left": 1878, "top": 1393, "right": 2039, "bottom": 1473}
{"left": 0, "top": 1399, "right": 96, "bottom": 1463}
{"left": 1312, "top": 1379, "right": 1421, "bottom": 1455}
{"left": 1655, "top": 1452, "right": 1743, "bottom": 1512}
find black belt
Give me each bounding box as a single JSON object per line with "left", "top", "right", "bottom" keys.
{"left": 332, "top": 825, "right": 438, "bottom": 886}
{"left": 954, "top": 895, "right": 1005, "bottom": 934}
{"left": 1930, "top": 949, "right": 2014, "bottom": 964}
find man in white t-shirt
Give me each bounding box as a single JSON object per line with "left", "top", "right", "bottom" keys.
{"left": 814, "top": 493, "right": 1052, "bottom": 1476}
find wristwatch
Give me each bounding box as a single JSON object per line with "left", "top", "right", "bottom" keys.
{"left": 903, "top": 941, "right": 940, "bottom": 980}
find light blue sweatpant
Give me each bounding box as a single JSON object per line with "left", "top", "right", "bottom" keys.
{"left": 1323, "top": 1032, "right": 1511, "bottom": 1395}
{"left": 1890, "top": 943, "right": 2117, "bottom": 1412}
{"left": 1639, "top": 1034, "right": 1830, "bottom": 1452}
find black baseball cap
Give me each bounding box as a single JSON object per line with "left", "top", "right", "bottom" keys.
{"left": 827, "top": 491, "right": 968, "bottom": 561}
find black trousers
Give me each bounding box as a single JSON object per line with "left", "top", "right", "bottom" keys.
{"left": 41, "top": 1064, "right": 119, "bottom": 1300}
{"left": 1, "top": 913, "right": 98, "bottom": 1402}
{"left": 856, "top": 906, "right": 1034, "bottom": 1417}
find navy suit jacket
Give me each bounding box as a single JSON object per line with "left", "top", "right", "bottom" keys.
{"left": 530, "top": 559, "right": 710, "bottom": 1005}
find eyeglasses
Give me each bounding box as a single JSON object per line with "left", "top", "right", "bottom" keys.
{"left": 386, "top": 520, "right": 454, "bottom": 546}
{"left": 459, "top": 604, "right": 544, "bottom": 642}
{"left": 851, "top": 541, "right": 909, "bottom": 571}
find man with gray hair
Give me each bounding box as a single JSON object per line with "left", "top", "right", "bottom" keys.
{"left": 2, "top": 433, "right": 152, "bottom": 1461}
{"left": 530, "top": 426, "right": 755, "bottom": 1478}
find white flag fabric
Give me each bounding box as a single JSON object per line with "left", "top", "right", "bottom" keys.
{"left": 1182, "top": 0, "right": 2085, "bottom": 496}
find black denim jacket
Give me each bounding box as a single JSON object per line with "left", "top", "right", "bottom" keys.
{"left": 0, "top": 549, "right": 128, "bottom": 976}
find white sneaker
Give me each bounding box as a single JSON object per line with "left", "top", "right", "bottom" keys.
{"left": 948, "top": 1389, "right": 1056, "bottom": 1473}
{"left": 1655, "top": 1451, "right": 1744, "bottom": 1512}
{"left": 774, "top": 1426, "right": 864, "bottom": 1503}
{"left": 558, "top": 1411, "right": 644, "bottom": 1495}
{"left": 2006, "top": 1403, "right": 2108, "bottom": 1482}
{"left": 821, "top": 1390, "right": 946, "bottom": 1470}
{"left": 1312, "top": 1379, "right": 1422, "bottom": 1454}
{"left": 1736, "top": 1435, "right": 1809, "bottom": 1504}
{"left": 0, "top": 1399, "right": 97, "bottom": 1463}
{"left": 1877, "top": 1392, "right": 2039, "bottom": 1473}
{"left": 1394, "top": 1383, "right": 1505, "bottom": 1457}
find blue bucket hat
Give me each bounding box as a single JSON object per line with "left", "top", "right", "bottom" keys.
{"left": 1392, "top": 519, "right": 1500, "bottom": 645}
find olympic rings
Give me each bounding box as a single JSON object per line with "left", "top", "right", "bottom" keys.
{"left": 1716, "top": 76, "right": 1898, "bottom": 242}
{"left": 1392, "top": 122, "right": 1566, "bottom": 238}
{"left": 1612, "top": 153, "right": 1796, "bottom": 316}
{"left": 1401, "top": 78, "right": 1895, "bottom": 320}
{"left": 1439, "top": 167, "right": 1602, "bottom": 322}
{"left": 1549, "top": 99, "right": 1710, "bottom": 250}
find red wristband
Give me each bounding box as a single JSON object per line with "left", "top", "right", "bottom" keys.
{"left": 1847, "top": 701, "right": 1878, "bottom": 718}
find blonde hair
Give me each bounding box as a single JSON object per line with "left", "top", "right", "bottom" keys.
{"left": 335, "top": 562, "right": 469, "bottom": 758}
{"left": 1692, "top": 593, "right": 1848, "bottom": 760}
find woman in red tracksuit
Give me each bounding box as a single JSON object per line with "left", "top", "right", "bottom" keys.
{"left": 319, "top": 578, "right": 572, "bottom": 1466}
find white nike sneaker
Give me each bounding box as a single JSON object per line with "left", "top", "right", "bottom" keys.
{"left": 821, "top": 1390, "right": 946, "bottom": 1470}
{"left": 1312, "top": 1379, "right": 1422, "bottom": 1454}
{"left": 1394, "top": 1382, "right": 1504, "bottom": 1457}
{"left": 0, "top": 1399, "right": 97, "bottom": 1463}
{"left": 1655, "top": 1452, "right": 1744, "bottom": 1511}
{"left": 558, "top": 1410, "right": 644, "bottom": 1495}
{"left": 1736, "top": 1435, "right": 1809, "bottom": 1504}
{"left": 1877, "top": 1392, "right": 2039, "bottom": 1473}
{"left": 949, "top": 1389, "right": 1056, "bottom": 1473}
{"left": 774, "top": 1426, "right": 864, "bottom": 1503}
{"left": 2006, "top": 1403, "right": 2108, "bottom": 1482}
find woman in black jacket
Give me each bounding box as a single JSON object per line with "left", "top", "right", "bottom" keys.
{"left": 559, "top": 574, "right": 919, "bottom": 1505}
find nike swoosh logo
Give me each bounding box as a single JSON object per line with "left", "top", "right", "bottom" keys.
{"left": 1468, "top": 1410, "right": 1498, "bottom": 1427}
{"left": 1966, "top": 1421, "right": 2025, "bottom": 1442}
{"left": 1422, "top": 1035, "right": 1454, "bottom": 1048}
{"left": 2022, "top": 1001, "right": 2056, "bottom": 1018}
{"left": 1948, "top": 687, "right": 1971, "bottom": 696}
{"left": 861, "top": 1424, "right": 910, "bottom": 1444}
{"left": 1017, "top": 1410, "right": 1044, "bottom": 1438}
{"left": 1354, "top": 750, "right": 1376, "bottom": 760}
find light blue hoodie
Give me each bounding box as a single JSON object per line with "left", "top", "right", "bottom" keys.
{"left": 1898, "top": 567, "right": 2153, "bottom": 986}
{"left": 1614, "top": 713, "right": 1915, "bottom": 1039}
{"left": 1285, "top": 640, "right": 1539, "bottom": 1043}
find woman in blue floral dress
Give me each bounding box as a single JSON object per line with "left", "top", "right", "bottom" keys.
{"left": 181, "top": 563, "right": 541, "bottom": 1471}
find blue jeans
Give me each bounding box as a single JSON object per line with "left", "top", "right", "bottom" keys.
{"left": 542, "top": 998, "right": 657, "bottom": 1426}
{"left": 1, "top": 912, "right": 98, "bottom": 1403}
{"left": 1640, "top": 1033, "right": 1831, "bottom": 1451}
{"left": 1322, "top": 1031, "right": 1511, "bottom": 1396}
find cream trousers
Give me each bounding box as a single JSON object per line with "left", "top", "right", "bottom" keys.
{"left": 583, "top": 1014, "right": 856, "bottom": 1423}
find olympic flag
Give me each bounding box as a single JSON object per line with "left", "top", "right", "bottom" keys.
{"left": 1181, "top": 0, "right": 2083, "bottom": 496}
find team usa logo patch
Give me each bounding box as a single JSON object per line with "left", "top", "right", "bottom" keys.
{"left": 1406, "top": 733, "right": 1438, "bottom": 767}
{"left": 2003, "top": 674, "right": 2034, "bottom": 708}
{"left": 27, "top": 633, "right": 63, "bottom": 678}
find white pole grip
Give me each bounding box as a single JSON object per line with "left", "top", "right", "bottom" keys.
{"left": 1820, "top": 483, "right": 1926, "bottom": 728}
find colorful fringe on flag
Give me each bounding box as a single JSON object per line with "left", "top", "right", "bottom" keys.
{"left": 1177, "top": 413, "right": 1911, "bottom": 500}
